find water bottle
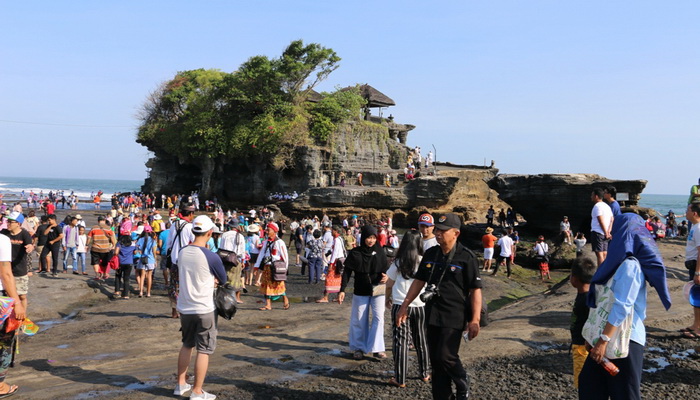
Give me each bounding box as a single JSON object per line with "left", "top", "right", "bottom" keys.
{"left": 600, "top": 357, "right": 619, "bottom": 376}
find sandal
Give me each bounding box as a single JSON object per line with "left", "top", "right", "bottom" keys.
{"left": 259, "top": 307, "right": 272, "bottom": 311}
{"left": 682, "top": 330, "right": 700, "bottom": 339}
{"left": 315, "top": 298, "right": 329, "bottom": 303}
{"left": 283, "top": 303, "right": 291, "bottom": 310}
{"left": 352, "top": 350, "right": 364, "bottom": 360}
{"left": 388, "top": 377, "right": 406, "bottom": 388}
{"left": 0, "top": 383, "right": 18, "bottom": 398}
{"left": 374, "top": 352, "right": 387, "bottom": 359}
{"left": 421, "top": 375, "right": 431, "bottom": 383}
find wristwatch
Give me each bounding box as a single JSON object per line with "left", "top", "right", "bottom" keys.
{"left": 695, "top": 271, "right": 700, "bottom": 276}
{"left": 599, "top": 334, "right": 611, "bottom": 343}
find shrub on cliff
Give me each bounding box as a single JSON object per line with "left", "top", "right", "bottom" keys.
{"left": 136, "top": 40, "right": 365, "bottom": 170}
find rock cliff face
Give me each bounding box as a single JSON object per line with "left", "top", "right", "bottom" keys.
{"left": 488, "top": 174, "right": 647, "bottom": 232}
{"left": 142, "top": 120, "right": 409, "bottom": 204}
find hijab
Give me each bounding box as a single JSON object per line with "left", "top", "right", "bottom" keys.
{"left": 587, "top": 213, "right": 672, "bottom": 310}
{"left": 345, "top": 225, "right": 388, "bottom": 274}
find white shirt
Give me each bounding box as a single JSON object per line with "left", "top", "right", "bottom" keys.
{"left": 534, "top": 242, "right": 549, "bottom": 256}
{"left": 0, "top": 235, "right": 10, "bottom": 291}
{"left": 254, "top": 239, "right": 289, "bottom": 270}
{"left": 219, "top": 230, "right": 246, "bottom": 258}
{"left": 687, "top": 223, "right": 700, "bottom": 262}
{"left": 166, "top": 220, "right": 194, "bottom": 264}
{"left": 176, "top": 245, "right": 221, "bottom": 314}
{"left": 387, "top": 261, "right": 425, "bottom": 307}
{"left": 497, "top": 236, "right": 514, "bottom": 257}
{"left": 77, "top": 234, "right": 88, "bottom": 253}
{"left": 422, "top": 236, "right": 438, "bottom": 252}
{"left": 329, "top": 236, "right": 345, "bottom": 264}
{"left": 591, "top": 201, "right": 613, "bottom": 235}
{"left": 322, "top": 230, "right": 333, "bottom": 251}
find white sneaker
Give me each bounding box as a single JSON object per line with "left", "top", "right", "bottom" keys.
{"left": 190, "top": 390, "right": 216, "bottom": 400}
{"left": 174, "top": 383, "right": 192, "bottom": 396}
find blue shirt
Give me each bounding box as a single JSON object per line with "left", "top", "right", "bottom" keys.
{"left": 117, "top": 245, "right": 137, "bottom": 265}
{"left": 136, "top": 237, "right": 156, "bottom": 264}
{"left": 609, "top": 200, "right": 622, "bottom": 217}
{"left": 609, "top": 258, "right": 647, "bottom": 346}
{"left": 159, "top": 230, "right": 170, "bottom": 254}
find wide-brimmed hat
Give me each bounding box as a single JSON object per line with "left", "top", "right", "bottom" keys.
{"left": 485, "top": 227, "right": 494, "bottom": 233}
{"left": 247, "top": 224, "right": 260, "bottom": 233}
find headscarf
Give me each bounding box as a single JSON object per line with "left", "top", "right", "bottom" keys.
{"left": 345, "top": 225, "right": 388, "bottom": 274}
{"left": 587, "top": 213, "right": 672, "bottom": 310}
{"left": 267, "top": 222, "right": 279, "bottom": 233}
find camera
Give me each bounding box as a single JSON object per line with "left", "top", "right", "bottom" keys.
{"left": 420, "top": 284, "right": 439, "bottom": 302}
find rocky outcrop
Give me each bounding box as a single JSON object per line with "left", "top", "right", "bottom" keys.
{"left": 488, "top": 174, "right": 647, "bottom": 232}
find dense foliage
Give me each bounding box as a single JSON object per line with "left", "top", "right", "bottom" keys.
{"left": 136, "top": 40, "right": 366, "bottom": 169}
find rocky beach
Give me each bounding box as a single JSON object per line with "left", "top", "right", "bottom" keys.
{"left": 3, "top": 209, "right": 697, "bottom": 399}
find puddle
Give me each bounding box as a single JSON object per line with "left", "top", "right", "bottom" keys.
{"left": 69, "top": 352, "right": 126, "bottom": 361}
{"left": 124, "top": 382, "right": 153, "bottom": 390}
{"left": 56, "top": 344, "right": 69, "bottom": 349}
{"left": 526, "top": 342, "right": 567, "bottom": 351}
{"left": 278, "top": 356, "right": 294, "bottom": 362}
{"left": 37, "top": 307, "right": 85, "bottom": 330}
{"left": 325, "top": 348, "right": 342, "bottom": 356}
{"left": 643, "top": 349, "right": 695, "bottom": 373}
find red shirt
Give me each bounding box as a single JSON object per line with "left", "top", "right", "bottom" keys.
{"left": 46, "top": 202, "right": 55, "bottom": 215}
{"left": 482, "top": 234, "right": 497, "bottom": 248}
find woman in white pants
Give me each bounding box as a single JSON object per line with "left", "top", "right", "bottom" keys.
{"left": 338, "top": 225, "right": 389, "bottom": 360}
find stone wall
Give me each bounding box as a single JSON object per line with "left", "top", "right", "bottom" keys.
{"left": 488, "top": 173, "right": 647, "bottom": 233}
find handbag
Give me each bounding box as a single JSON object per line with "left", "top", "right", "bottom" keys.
{"left": 271, "top": 260, "right": 288, "bottom": 282}
{"left": 581, "top": 271, "right": 634, "bottom": 359}
{"left": 0, "top": 297, "right": 15, "bottom": 326}
{"left": 217, "top": 231, "right": 241, "bottom": 267}
{"left": 372, "top": 284, "right": 386, "bottom": 297}
{"left": 217, "top": 249, "right": 240, "bottom": 267}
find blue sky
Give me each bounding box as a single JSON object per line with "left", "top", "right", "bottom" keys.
{"left": 1, "top": 1, "right": 698, "bottom": 194}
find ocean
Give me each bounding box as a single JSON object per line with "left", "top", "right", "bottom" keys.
{"left": 638, "top": 193, "right": 688, "bottom": 221}
{"left": 0, "top": 176, "right": 143, "bottom": 209}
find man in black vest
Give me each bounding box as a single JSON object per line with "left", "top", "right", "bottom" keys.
{"left": 396, "top": 213, "right": 483, "bottom": 400}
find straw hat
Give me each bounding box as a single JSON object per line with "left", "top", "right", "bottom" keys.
{"left": 485, "top": 227, "right": 494, "bottom": 233}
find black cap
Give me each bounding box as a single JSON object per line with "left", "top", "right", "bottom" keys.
{"left": 434, "top": 213, "right": 461, "bottom": 230}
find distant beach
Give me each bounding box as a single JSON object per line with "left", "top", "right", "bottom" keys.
{"left": 0, "top": 176, "right": 142, "bottom": 209}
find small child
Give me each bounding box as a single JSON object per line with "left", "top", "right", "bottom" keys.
{"left": 569, "top": 257, "right": 596, "bottom": 388}
{"left": 573, "top": 232, "right": 587, "bottom": 257}
{"left": 534, "top": 236, "right": 550, "bottom": 281}
{"left": 76, "top": 226, "right": 88, "bottom": 275}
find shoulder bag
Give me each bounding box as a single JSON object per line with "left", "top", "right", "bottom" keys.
{"left": 266, "top": 239, "right": 287, "bottom": 282}
{"left": 581, "top": 260, "right": 634, "bottom": 359}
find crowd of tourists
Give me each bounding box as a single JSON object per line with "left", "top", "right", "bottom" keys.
{"left": 0, "top": 178, "right": 698, "bottom": 399}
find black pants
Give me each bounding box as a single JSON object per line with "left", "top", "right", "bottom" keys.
{"left": 40, "top": 244, "right": 61, "bottom": 274}
{"left": 426, "top": 324, "right": 469, "bottom": 400}
{"left": 578, "top": 341, "right": 643, "bottom": 400}
{"left": 493, "top": 255, "right": 512, "bottom": 277}
{"left": 115, "top": 264, "right": 133, "bottom": 296}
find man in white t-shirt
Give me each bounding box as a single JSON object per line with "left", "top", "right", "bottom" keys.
{"left": 590, "top": 188, "right": 614, "bottom": 266}
{"left": 417, "top": 213, "right": 438, "bottom": 252}
{"left": 174, "top": 215, "right": 226, "bottom": 400}
{"left": 493, "top": 228, "right": 515, "bottom": 278}
{"left": 0, "top": 233, "right": 25, "bottom": 397}
{"left": 681, "top": 203, "right": 700, "bottom": 338}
